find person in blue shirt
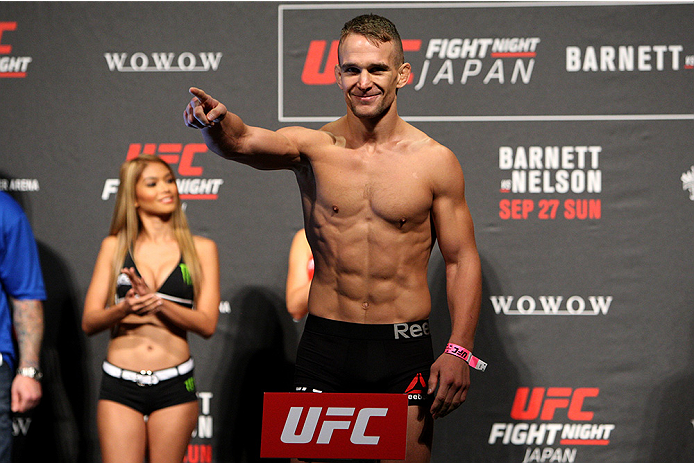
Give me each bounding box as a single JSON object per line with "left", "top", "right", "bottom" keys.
{"left": 0, "top": 191, "right": 45, "bottom": 462}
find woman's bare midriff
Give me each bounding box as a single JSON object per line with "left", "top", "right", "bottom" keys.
{"left": 106, "top": 318, "right": 190, "bottom": 371}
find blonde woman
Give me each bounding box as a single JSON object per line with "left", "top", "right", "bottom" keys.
{"left": 83, "top": 155, "right": 220, "bottom": 463}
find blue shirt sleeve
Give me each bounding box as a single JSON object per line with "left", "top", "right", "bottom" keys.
{"left": 0, "top": 193, "right": 46, "bottom": 301}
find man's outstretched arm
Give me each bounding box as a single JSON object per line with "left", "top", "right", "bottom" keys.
{"left": 184, "top": 87, "right": 305, "bottom": 170}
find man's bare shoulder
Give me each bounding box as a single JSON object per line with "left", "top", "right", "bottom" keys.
{"left": 319, "top": 118, "right": 350, "bottom": 147}
{"left": 401, "top": 125, "right": 465, "bottom": 191}
{"left": 404, "top": 124, "right": 457, "bottom": 161}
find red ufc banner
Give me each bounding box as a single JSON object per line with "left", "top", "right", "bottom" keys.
{"left": 260, "top": 393, "right": 408, "bottom": 460}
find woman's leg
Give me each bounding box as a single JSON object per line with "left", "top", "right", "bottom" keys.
{"left": 97, "top": 400, "right": 147, "bottom": 463}
{"left": 146, "top": 400, "right": 199, "bottom": 463}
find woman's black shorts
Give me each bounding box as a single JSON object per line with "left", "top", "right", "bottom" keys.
{"left": 99, "top": 365, "right": 197, "bottom": 415}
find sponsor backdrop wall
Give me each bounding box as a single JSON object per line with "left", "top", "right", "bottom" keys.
{"left": 1, "top": 1, "right": 692, "bottom": 462}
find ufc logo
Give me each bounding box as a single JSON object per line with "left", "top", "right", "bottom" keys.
{"left": 126, "top": 143, "right": 207, "bottom": 176}
{"left": 511, "top": 387, "right": 599, "bottom": 421}
{"left": 281, "top": 407, "right": 387, "bottom": 445}
{"left": 261, "top": 393, "right": 407, "bottom": 460}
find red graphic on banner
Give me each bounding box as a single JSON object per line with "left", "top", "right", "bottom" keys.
{"left": 511, "top": 387, "right": 599, "bottom": 422}
{"left": 124, "top": 143, "right": 223, "bottom": 201}
{"left": 499, "top": 199, "right": 601, "bottom": 220}
{"left": 0, "top": 22, "right": 31, "bottom": 78}
{"left": 261, "top": 393, "right": 407, "bottom": 460}
{"left": 0, "top": 22, "right": 16, "bottom": 54}
{"left": 510, "top": 387, "right": 607, "bottom": 445}
{"left": 126, "top": 143, "right": 205, "bottom": 176}
{"left": 183, "top": 444, "right": 212, "bottom": 463}
{"left": 491, "top": 52, "right": 537, "bottom": 58}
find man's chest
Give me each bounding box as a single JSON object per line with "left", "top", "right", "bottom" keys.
{"left": 305, "top": 152, "right": 434, "bottom": 226}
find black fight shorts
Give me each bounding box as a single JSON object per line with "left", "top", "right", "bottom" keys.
{"left": 99, "top": 365, "right": 197, "bottom": 416}
{"left": 294, "top": 314, "right": 435, "bottom": 406}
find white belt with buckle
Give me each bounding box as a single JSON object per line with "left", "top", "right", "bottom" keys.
{"left": 102, "top": 358, "right": 194, "bottom": 386}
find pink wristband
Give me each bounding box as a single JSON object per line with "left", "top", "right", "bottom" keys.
{"left": 444, "top": 343, "right": 487, "bottom": 371}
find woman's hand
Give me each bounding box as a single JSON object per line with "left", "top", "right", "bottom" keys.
{"left": 121, "top": 268, "right": 162, "bottom": 315}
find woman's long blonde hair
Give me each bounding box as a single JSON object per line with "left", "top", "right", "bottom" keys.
{"left": 106, "top": 155, "right": 202, "bottom": 304}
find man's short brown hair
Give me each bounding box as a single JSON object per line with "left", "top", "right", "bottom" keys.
{"left": 339, "top": 14, "right": 404, "bottom": 66}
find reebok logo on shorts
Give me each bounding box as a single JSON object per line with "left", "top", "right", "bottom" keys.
{"left": 393, "top": 321, "right": 430, "bottom": 339}
{"left": 404, "top": 373, "right": 427, "bottom": 402}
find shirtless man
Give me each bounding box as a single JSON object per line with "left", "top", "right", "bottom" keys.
{"left": 184, "top": 14, "right": 482, "bottom": 463}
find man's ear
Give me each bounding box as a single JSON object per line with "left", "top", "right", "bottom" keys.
{"left": 334, "top": 65, "right": 343, "bottom": 90}
{"left": 397, "top": 62, "right": 411, "bottom": 88}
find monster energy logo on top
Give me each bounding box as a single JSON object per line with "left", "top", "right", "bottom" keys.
{"left": 180, "top": 263, "right": 192, "bottom": 286}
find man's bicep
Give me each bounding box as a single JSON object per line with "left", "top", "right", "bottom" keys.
{"left": 239, "top": 125, "right": 325, "bottom": 170}
{"left": 433, "top": 194, "right": 477, "bottom": 264}
{"left": 235, "top": 126, "right": 302, "bottom": 168}
{"left": 431, "top": 155, "right": 476, "bottom": 262}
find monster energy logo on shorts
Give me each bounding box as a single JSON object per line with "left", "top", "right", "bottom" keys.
{"left": 180, "top": 263, "right": 192, "bottom": 286}
{"left": 185, "top": 376, "right": 195, "bottom": 392}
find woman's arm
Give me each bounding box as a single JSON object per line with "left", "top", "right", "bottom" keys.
{"left": 82, "top": 236, "right": 162, "bottom": 335}
{"left": 285, "top": 229, "right": 312, "bottom": 320}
